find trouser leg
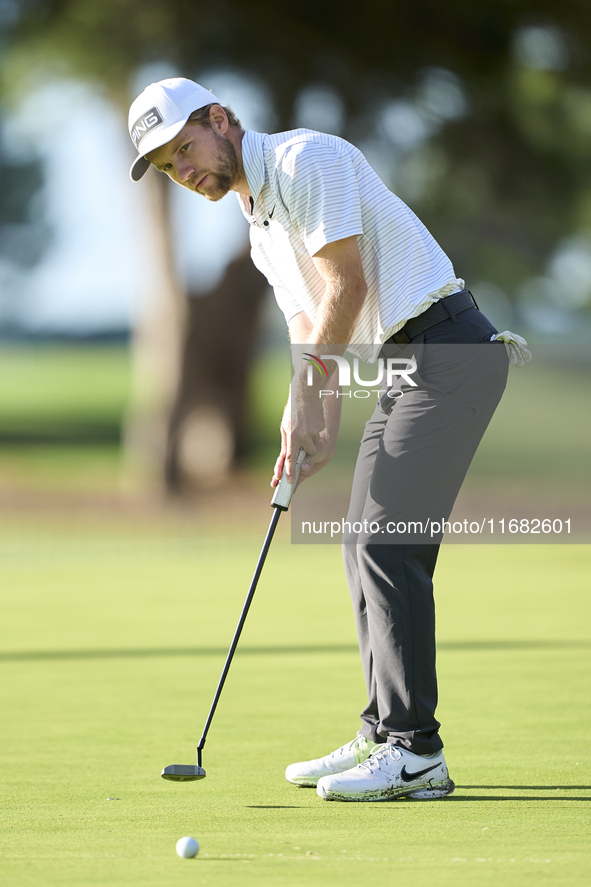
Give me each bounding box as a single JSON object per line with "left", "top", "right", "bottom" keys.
{"left": 343, "top": 407, "right": 443, "bottom": 754}
{"left": 344, "top": 533, "right": 442, "bottom": 752}
{"left": 342, "top": 407, "right": 386, "bottom": 744}
{"left": 357, "top": 543, "right": 442, "bottom": 754}
{"left": 343, "top": 316, "right": 508, "bottom": 755}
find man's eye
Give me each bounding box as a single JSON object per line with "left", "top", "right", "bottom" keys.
{"left": 180, "top": 143, "right": 190, "bottom": 153}
{"left": 163, "top": 163, "right": 172, "bottom": 171}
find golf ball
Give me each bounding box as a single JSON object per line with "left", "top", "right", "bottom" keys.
{"left": 176, "top": 836, "right": 199, "bottom": 858}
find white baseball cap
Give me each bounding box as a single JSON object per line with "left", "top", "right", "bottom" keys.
{"left": 128, "top": 77, "right": 220, "bottom": 181}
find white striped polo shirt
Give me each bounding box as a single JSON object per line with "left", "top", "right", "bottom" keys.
{"left": 237, "top": 128, "right": 464, "bottom": 361}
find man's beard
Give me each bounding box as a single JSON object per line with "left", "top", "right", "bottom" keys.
{"left": 199, "top": 129, "right": 242, "bottom": 202}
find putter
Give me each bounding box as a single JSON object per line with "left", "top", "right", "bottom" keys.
{"left": 161, "top": 447, "right": 306, "bottom": 782}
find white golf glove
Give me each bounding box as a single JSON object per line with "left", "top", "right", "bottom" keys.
{"left": 490, "top": 330, "right": 532, "bottom": 367}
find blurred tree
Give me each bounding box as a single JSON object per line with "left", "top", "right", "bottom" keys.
{"left": 1, "top": 0, "right": 270, "bottom": 495}
{"left": 0, "top": 113, "right": 50, "bottom": 328}
{"left": 2, "top": 0, "right": 591, "bottom": 490}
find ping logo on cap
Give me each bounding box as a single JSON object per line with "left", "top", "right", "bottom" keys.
{"left": 131, "top": 107, "right": 163, "bottom": 149}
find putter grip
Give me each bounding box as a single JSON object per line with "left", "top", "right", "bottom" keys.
{"left": 271, "top": 447, "right": 306, "bottom": 511}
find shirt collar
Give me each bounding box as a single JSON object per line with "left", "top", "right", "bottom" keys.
{"left": 241, "top": 130, "right": 267, "bottom": 202}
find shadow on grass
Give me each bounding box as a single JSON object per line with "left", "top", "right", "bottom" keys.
{"left": 1, "top": 639, "right": 590, "bottom": 662}
{"left": 0, "top": 644, "right": 358, "bottom": 661}
{"left": 447, "top": 785, "right": 591, "bottom": 801}
{"left": 187, "top": 858, "right": 248, "bottom": 862}
{"left": 447, "top": 795, "right": 590, "bottom": 801}
{"left": 458, "top": 785, "right": 591, "bottom": 790}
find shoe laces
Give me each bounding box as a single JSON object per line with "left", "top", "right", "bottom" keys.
{"left": 330, "top": 732, "right": 365, "bottom": 761}
{"left": 359, "top": 743, "right": 401, "bottom": 772}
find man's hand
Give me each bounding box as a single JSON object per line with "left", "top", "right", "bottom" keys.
{"left": 271, "top": 372, "right": 343, "bottom": 490}
{"left": 271, "top": 399, "right": 291, "bottom": 489}
{"left": 271, "top": 407, "right": 338, "bottom": 489}
{"left": 271, "top": 390, "right": 325, "bottom": 487}
{"left": 295, "top": 428, "right": 337, "bottom": 489}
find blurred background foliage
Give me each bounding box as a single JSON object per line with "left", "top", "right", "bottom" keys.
{"left": 0, "top": 0, "right": 590, "bottom": 501}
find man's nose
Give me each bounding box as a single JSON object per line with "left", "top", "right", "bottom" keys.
{"left": 176, "top": 160, "right": 195, "bottom": 183}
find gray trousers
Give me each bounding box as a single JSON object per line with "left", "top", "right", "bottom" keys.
{"left": 343, "top": 304, "right": 509, "bottom": 755}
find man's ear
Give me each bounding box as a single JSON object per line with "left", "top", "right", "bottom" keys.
{"left": 209, "top": 104, "right": 228, "bottom": 134}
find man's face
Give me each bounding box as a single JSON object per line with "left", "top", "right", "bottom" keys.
{"left": 146, "top": 117, "right": 240, "bottom": 202}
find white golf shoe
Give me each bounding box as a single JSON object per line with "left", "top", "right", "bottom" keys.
{"left": 285, "top": 732, "right": 379, "bottom": 787}
{"left": 316, "top": 743, "right": 455, "bottom": 801}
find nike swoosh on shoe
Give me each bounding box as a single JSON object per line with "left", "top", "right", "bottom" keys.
{"left": 399, "top": 763, "right": 440, "bottom": 783}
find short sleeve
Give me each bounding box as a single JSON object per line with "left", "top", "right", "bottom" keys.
{"left": 273, "top": 284, "right": 304, "bottom": 325}
{"left": 277, "top": 141, "right": 364, "bottom": 257}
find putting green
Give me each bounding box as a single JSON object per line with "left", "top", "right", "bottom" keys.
{"left": 0, "top": 523, "right": 589, "bottom": 886}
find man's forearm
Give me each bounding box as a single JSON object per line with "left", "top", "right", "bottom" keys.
{"left": 293, "top": 279, "right": 367, "bottom": 399}
{"left": 311, "top": 279, "right": 367, "bottom": 353}
{"left": 322, "top": 369, "right": 342, "bottom": 434}
{"left": 282, "top": 235, "right": 367, "bottom": 470}
{"left": 307, "top": 234, "right": 368, "bottom": 358}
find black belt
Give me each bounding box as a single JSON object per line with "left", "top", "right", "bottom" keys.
{"left": 388, "top": 289, "right": 478, "bottom": 345}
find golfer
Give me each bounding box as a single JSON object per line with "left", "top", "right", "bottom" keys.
{"left": 129, "top": 77, "right": 528, "bottom": 802}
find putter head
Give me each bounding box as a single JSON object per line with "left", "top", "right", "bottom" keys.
{"left": 161, "top": 764, "right": 206, "bottom": 782}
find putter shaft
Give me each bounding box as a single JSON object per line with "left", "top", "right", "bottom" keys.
{"left": 161, "top": 448, "right": 305, "bottom": 781}
{"left": 197, "top": 506, "right": 282, "bottom": 764}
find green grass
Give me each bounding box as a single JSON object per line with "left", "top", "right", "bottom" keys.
{"left": 0, "top": 344, "right": 130, "bottom": 490}
{"left": 0, "top": 343, "right": 291, "bottom": 489}
{"left": 0, "top": 344, "right": 589, "bottom": 498}
{"left": 0, "top": 344, "right": 130, "bottom": 433}
{"left": 0, "top": 523, "right": 589, "bottom": 886}
{"left": 469, "top": 362, "right": 591, "bottom": 488}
